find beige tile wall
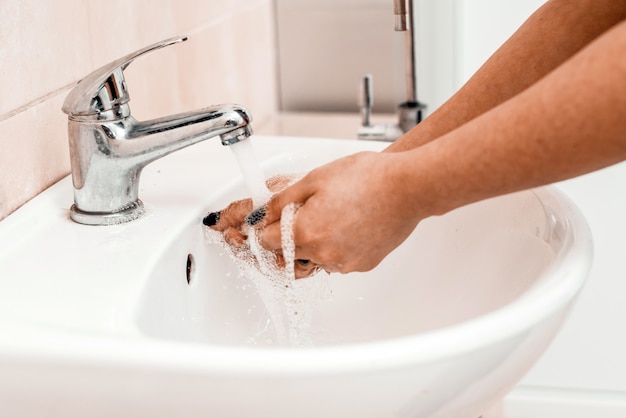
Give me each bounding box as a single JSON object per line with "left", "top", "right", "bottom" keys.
{"left": 0, "top": 0, "right": 277, "bottom": 220}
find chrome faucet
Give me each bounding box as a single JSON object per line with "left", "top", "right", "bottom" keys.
{"left": 358, "top": 0, "right": 426, "bottom": 141}
{"left": 62, "top": 36, "right": 253, "bottom": 226}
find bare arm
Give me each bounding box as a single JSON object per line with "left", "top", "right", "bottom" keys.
{"left": 258, "top": 18, "right": 626, "bottom": 273}
{"left": 386, "top": 0, "right": 626, "bottom": 152}
{"left": 400, "top": 20, "right": 626, "bottom": 217}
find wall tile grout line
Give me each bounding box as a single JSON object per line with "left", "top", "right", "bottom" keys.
{"left": 0, "top": 82, "right": 76, "bottom": 124}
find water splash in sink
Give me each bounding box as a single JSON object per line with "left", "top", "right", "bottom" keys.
{"left": 208, "top": 140, "right": 331, "bottom": 346}
{"left": 204, "top": 203, "right": 330, "bottom": 346}
{"left": 0, "top": 136, "right": 593, "bottom": 417}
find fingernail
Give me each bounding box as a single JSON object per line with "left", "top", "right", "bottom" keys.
{"left": 202, "top": 211, "right": 220, "bottom": 226}
{"left": 245, "top": 206, "right": 266, "bottom": 226}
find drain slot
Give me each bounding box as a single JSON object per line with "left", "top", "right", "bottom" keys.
{"left": 186, "top": 254, "right": 195, "bottom": 285}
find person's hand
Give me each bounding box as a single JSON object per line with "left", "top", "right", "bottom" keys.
{"left": 203, "top": 175, "right": 321, "bottom": 279}
{"left": 251, "top": 151, "right": 425, "bottom": 273}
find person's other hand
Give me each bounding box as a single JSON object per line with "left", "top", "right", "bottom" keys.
{"left": 203, "top": 175, "right": 321, "bottom": 279}
{"left": 254, "top": 152, "right": 424, "bottom": 273}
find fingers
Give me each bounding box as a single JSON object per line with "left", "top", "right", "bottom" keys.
{"left": 261, "top": 223, "right": 340, "bottom": 273}
{"left": 204, "top": 198, "right": 253, "bottom": 232}
{"left": 266, "top": 174, "right": 298, "bottom": 192}
{"left": 202, "top": 173, "right": 332, "bottom": 278}
{"left": 273, "top": 251, "right": 323, "bottom": 279}
{"left": 264, "top": 182, "right": 312, "bottom": 226}
{"left": 294, "top": 258, "right": 321, "bottom": 279}
{"left": 223, "top": 227, "right": 247, "bottom": 246}
{"left": 204, "top": 175, "right": 297, "bottom": 230}
{"left": 249, "top": 180, "right": 314, "bottom": 252}
{"left": 259, "top": 222, "right": 282, "bottom": 251}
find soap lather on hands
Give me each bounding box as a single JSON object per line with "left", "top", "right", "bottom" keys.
{"left": 208, "top": 151, "right": 421, "bottom": 275}
{"left": 203, "top": 175, "right": 321, "bottom": 280}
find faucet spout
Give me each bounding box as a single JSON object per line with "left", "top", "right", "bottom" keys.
{"left": 62, "top": 36, "right": 254, "bottom": 225}
{"left": 120, "top": 104, "right": 252, "bottom": 164}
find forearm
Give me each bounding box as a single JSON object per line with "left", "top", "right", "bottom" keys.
{"left": 386, "top": 0, "right": 626, "bottom": 152}
{"left": 255, "top": 3, "right": 626, "bottom": 274}
{"left": 395, "top": 20, "right": 626, "bottom": 218}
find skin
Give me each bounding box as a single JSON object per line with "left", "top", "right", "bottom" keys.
{"left": 209, "top": 176, "right": 321, "bottom": 279}
{"left": 213, "top": 0, "right": 626, "bottom": 274}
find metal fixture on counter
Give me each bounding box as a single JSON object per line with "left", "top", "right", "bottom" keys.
{"left": 358, "top": 0, "right": 426, "bottom": 141}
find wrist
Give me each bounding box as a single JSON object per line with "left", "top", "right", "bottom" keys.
{"left": 390, "top": 144, "right": 471, "bottom": 220}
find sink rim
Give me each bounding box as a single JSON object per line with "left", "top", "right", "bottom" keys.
{"left": 0, "top": 136, "right": 593, "bottom": 377}
{"left": 2, "top": 195, "right": 590, "bottom": 378}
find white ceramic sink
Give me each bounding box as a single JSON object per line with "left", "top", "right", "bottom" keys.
{"left": 0, "top": 136, "right": 592, "bottom": 418}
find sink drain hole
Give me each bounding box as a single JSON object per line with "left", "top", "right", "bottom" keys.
{"left": 186, "top": 254, "right": 195, "bottom": 285}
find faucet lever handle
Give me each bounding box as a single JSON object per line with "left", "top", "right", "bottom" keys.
{"left": 62, "top": 35, "right": 188, "bottom": 118}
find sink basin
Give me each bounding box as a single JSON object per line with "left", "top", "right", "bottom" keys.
{"left": 0, "top": 136, "right": 592, "bottom": 418}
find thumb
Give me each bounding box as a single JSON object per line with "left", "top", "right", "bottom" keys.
{"left": 244, "top": 178, "right": 313, "bottom": 250}
{"left": 265, "top": 180, "right": 313, "bottom": 226}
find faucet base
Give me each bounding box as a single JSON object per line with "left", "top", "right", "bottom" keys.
{"left": 397, "top": 101, "right": 426, "bottom": 133}
{"left": 69, "top": 200, "right": 144, "bottom": 226}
